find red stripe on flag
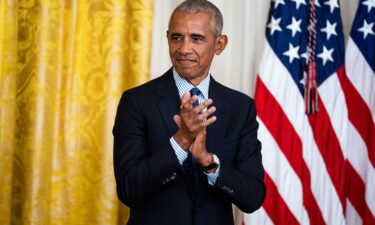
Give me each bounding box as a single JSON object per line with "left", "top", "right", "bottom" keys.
{"left": 337, "top": 66, "right": 375, "bottom": 167}
{"left": 307, "top": 95, "right": 346, "bottom": 209}
{"left": 255, "top": 77, "right": 326, "bottom": 225}
{"left": 263, "top": 172, "right": 300, "bottom": 225}
{"left": 346, "top": 162, "right": 375, "bottom": 225}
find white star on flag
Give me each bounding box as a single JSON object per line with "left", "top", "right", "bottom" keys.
{"left": 291, "top": 0, "right": 306, "bottom": 10}
{"left": 324, "top": 0, "right": 339, "bottom": 13}
{"left": 315, "top": 0, "right": 321, "bottom": 7}
{"left": 267, "top": 16, "right": 282, "bottom": 35}
{"left": 358, "top": 20, "right": 375, "bottom": 39}
{"left": 283, "top": 43, "right": 300, "bottom": 63}
{"left": 321, "top": 20, "right": 337, "bottom": 40}
{"left": 287, "top": 17, "right": 302, "bottom": 37}
{"left": 318, "top": 45, "right": 334, "bottom": 65}
{"left": 362, "top": 0, "right": 375, "bottom": 12}
{"left": 273, "top": 0, "right": 286, "bottom": 9}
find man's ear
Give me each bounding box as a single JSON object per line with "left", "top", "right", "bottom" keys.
{"left": 214, "top": 35, "right": 228, "bottom": 55}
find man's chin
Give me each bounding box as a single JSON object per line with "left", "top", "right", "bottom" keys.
{"left": 174, "top": 68, "right": 196, "bottom": 79}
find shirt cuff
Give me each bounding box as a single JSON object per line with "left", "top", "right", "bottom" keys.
{"left": 170, "top": 137, "right": 188, "bottom": 165}
{"left": 204, "top": 160, "right": 220, "bottom": 186}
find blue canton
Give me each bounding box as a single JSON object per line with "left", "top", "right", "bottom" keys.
{"left": 267, "top": 0, "right": 346, "bottom": 94}
{"left": 350, "top": 0, "right": 375, "bottom": 73}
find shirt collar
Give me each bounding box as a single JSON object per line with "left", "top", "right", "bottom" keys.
{"left": 172, "top": 68, "right": 210, "bottom": 99}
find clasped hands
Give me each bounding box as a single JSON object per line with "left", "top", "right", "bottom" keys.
{"left": 173, "top": 92, "right": 217, "bottom": 168}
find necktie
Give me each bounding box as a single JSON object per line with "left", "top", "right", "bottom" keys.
{"left": 189, "top": 87, "right": 201, "bottom": 195}
{"left": 189, "top": 87, "right": 200, "bottom": 108}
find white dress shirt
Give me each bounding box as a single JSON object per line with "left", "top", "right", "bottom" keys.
{"left": 169, "top": 68, "right": 220, "bottom": 185}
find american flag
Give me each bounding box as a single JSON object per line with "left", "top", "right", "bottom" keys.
{"left": 243, "top": 0, "right": 375, "bottom": 224}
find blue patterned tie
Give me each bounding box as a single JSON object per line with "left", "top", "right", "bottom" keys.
{"left": 190, "top": 87, "right": 200, "bottom": 108}
{"left": 189, "top": 87, "right": 201, "bottom": 194}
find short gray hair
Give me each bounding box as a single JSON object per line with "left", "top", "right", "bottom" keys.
{"left": 168, "top": 0, "right": 223, "bottom": 36}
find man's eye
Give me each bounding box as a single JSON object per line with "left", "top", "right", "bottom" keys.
{"left": 192, "top": 37, "right": 204, "bottom": 42}
{"left": 171, "top": 36, "right": 182, "bottom": 41}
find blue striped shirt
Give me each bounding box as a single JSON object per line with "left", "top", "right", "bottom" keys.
{"left": 169, "top": 68, "right": 220, "bottom": 185}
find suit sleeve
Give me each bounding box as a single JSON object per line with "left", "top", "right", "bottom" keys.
{"left": 214, "top": 99, "right": 266, "bottom": 213}
{"left": 113, "top": 90, "right": 184, "bottom": 208}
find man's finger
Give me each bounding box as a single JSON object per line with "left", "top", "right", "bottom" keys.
{"left": 181, "top": 96, "right": 198, "bottom": 112}
{"left": 181, "top": 91, "right": 191, "bottom": 105}
{"left": 197, "top": 106, "right": 216, "bottom": 121}
{"left": 194, "top": 99, "right": 213, "bottom": 114}
{"left": 188, "top": 95, "right": 199, "bottom": 106}
{"left": 201, "top": 116, "right": 217, "bottom": 127}
{"left": 173, "top": 114, "right": 182, "bottom": 128}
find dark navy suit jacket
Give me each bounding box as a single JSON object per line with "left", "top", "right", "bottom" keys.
{"left": 113, "top": 69, "right": 266, "bottom": 225}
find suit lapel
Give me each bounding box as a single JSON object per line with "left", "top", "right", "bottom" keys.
{"left": 206, "top": 77, "right": 229, "bottom": 154}
{"left": 155, "top": 70, "right": 181, "bottom": 137}
{"left": 155, "top": 69, "right": 197, "bottom": 200}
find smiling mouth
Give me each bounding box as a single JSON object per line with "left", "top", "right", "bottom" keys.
{"left": 177, "top": 58, "right": 195, "bottom": 62}
{"left": 176, "top": 59, "right": 197, "bottom": 65}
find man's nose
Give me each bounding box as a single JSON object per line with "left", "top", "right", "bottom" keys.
{"left": 177, "top": 39, "right": 192, "bottom": 54}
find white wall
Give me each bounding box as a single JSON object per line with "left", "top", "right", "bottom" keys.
{"left": 150, "top": 0, "right": 359, "bottom": 97}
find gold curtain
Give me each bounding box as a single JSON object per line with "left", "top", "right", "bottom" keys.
{"left": 0, "top": 0, "right": 153, "bottom": 224}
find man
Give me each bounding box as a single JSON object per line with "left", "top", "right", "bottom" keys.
{"left": 113, "top": 1, "right": 265, "bottom": 224}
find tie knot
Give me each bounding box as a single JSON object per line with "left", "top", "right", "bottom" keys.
{"left": 190, "top": 87, "right": 200, "bottom": 97}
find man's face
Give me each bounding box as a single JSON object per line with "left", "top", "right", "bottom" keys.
{"left": 167, "top": 11, "right": 227, "bottom": 84}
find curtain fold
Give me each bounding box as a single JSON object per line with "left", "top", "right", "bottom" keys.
{"left": 0, "top": 0, "right": 154, "bottom": 224}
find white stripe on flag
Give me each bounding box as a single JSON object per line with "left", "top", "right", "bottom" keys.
{"left": 319, "top": 70, "right": 375, "bottom": 219}
{"left": 345, "top": 38, "right": 375, "bottom": 120}
{"left": 244, "top": 206, "right": 274, "bottom": 225}
{"left": 258, "top": 119, "right": 308, "bottom": 224}
{"left": 318, "top": 73, "right": 373, "bottom": 181}
{"left": 258, "top": 42, "right": 345, "bottom": 225}
{"left": 346, "top": 200, "right": 363, "bottom": 225}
